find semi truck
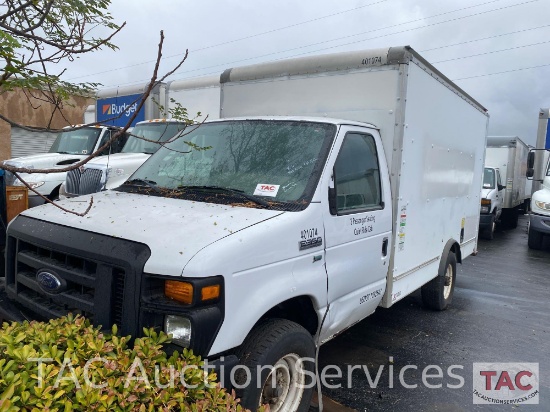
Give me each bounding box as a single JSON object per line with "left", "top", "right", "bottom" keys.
{"left": 0, "top": 46, "right": 488, "bottom": 411}
{"left": 0, "top": 125, "right": 127, "bottom": 207}
{"left": 527, "top": 108, "right": 550, "bottom": 250}
{"left": 61, "top": 76, "right": 221, "bottom": 197}
{"left": 479, "top": 136, "right": 530, "bottom": 239}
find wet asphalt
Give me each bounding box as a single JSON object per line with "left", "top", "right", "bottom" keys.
{"left": 316, "top": 214, "right": 549, "bottom": 411}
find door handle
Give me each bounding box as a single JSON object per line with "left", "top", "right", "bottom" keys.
{"left": 382, "top": 237, "right": 389, "bottom": 257}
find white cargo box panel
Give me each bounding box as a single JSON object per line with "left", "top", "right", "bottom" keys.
{"left": 220, "top": 46, "right": 489, "bottom": 308}
{"left": 166, "top": 75, "right": 221, "bottom": 120}
{"left": 486, "top": 136, "right": 529, "bottom": 208}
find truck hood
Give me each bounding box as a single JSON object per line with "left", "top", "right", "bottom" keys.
{"left": 83, "top": 152, "right": 151, "bottom": 169}
{"left": 20, "top": 191, "right": 283, "bottom": 276}
{"left": 481, "top": 188, "right": 495, "bottom": 199}
{"left": 5, "top": 153, "right": 85, "bottom": 169}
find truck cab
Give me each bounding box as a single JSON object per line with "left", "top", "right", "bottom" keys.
{"left": 528, "top": 151, "right": 550, "bottom": 249}
{"left": 479, "top": 166, "right": 505, "bottom": 239}
{"left": 2, "top": 125, "right": 127, "bottom": 207}
{"left": 60, "top": 119, "right": 188, "bottom": 197}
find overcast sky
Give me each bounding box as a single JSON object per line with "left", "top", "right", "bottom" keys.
{"left": 63, "top": 0, "right": 550, "bottom": 145}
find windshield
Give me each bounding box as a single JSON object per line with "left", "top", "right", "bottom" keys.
{"left": 49, "top": 128, "right": 102, "bottom": 155}
{"left": 122, "top": 122, "right": 188, "bottom": 154}
{"left": 483, "top": 168, "right": 495, "bottom": 189}
{"left": 120, "top": 120, "right": 336, "bottom": 210}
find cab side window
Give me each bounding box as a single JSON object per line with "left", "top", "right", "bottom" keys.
{"left": 334, "top": 133, "right": 382, "bottom": 213}
{"left": 98, "top": 130, "right": 127, "bottom": 155}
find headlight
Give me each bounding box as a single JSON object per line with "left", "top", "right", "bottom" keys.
{"left": 164, "top": 315, "right": 191, "bottom": 347}
{"left": 480, "top": 199, "right": 491, "bottom": 214}
{"left": 14, "top": 180, "right": 45, "bottom": 189}
{"left": 534, "top": 200, "right": 550, "bottom": 211}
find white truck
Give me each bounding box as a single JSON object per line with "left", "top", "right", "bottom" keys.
{"left": 479, "top": 136, "right": 530, "bottom": 239}
{"left": 1, "top": 125, "right": 127, "bottom": 207}
{"left": 0, "top": 46, "right": 488, "bottom": 411}
{"left": 527, "top": 108, "right": 550, "bottom": 249}
{"left": 62, "top": 76, "right": 221, "bottom": 197}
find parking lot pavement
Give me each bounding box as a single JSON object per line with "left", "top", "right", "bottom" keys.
{"left": 316, "top": 215, "right": 549, "bottom": 411}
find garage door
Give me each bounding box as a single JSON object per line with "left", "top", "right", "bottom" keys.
{"left": 10, "top": 127, "right": 58, "bottom": 158}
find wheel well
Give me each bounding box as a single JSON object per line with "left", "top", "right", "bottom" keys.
{"left": 47, "top": 185, "right": 61, "bottom": 201}
{"left": 258, "top": 296, "right": 319, "bottom": 336}
{"left": 450, "top": 241, "right": 462, "bottom": 264}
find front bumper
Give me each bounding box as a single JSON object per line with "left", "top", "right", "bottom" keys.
{"left": 529, "top": 212, "right": 550, "bottom": 235}
{"left": 479, "top": 213, "right": 494, "bottom": 230}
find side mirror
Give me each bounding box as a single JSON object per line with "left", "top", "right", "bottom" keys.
{"left": 527, "top": 151, "right": 535, "bottom": 169}
{"left": 526, "top": 168, "right": 534, "bottom": 178}
{"left": 498, "top": 184, "right": 506, "bottom": 191}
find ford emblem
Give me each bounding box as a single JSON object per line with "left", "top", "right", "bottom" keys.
{"left": 36, "top": 270, "right": 65, "bottom": 294}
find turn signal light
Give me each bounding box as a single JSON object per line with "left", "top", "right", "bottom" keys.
{"left": 201, "top": 285, "right": 220, "bottom": 301}
{"left": 481, "top": 199, "right": 491, "bottom": 206}
{"left": 165, "top": 280, "right": 193, "bottom": 304}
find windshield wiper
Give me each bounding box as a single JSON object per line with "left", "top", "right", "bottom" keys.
{"left": 125, "top": 178, "right": 160, "bottom": 193}
{"left": 178, "top": 185, "right": 270, "bottom": 207}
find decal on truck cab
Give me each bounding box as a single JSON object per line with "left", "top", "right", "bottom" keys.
{"left": 253, "top": 184, "right": 280, "bottom": 197}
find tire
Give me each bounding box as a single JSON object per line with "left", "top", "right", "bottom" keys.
{"left": 235, "top": 319, "right": 315, "bottom": 412}
{"left": 502, "top": 208, "right": 519, "bottom": 230}
{"left": 481, "top": 215, "right": 495, "bottom": 240}
{"left": 528, "top": 227, "right": 544, "bottom": 250}
{"left": 421, "top": 251, "right": 457, "bottom": 311}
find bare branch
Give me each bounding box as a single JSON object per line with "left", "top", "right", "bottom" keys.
{"left": 13, "top": 172, "right": 93, "bottom": 217}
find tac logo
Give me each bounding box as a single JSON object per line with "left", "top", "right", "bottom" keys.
{"left": 253, "top": 183, "right": 280, "bottom": 197}
{"left": 102, "top": 104, "right": 111, "bottom": 115}
{"left": 473, "top": 363, "right": 539, "bottom": 404}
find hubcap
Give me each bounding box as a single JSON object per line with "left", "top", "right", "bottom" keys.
{"left": 443, "top": 263, "right": 453, "bottom": 300}
{"left": 260, "top": 354, "right": 305, "bottom": 411}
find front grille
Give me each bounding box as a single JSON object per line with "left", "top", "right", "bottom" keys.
{"left": 66, "top": 168, "right": 104, "bottom": 195}
{"left": 6, "top": 216, "right": 152, "bottom": 336}
{"left": 7, "top": 239, "right": 124, "bottom": 326}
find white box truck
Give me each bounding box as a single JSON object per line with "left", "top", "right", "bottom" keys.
{"left": 479, "top": 136, "right": 530, "bottom": 239}
{"left": 0, "top": 46, "right": 488, "bottom": 411}
{"left": 61, "top": 76, "right": 221, "bottom": 197}
{"left": 1, "top": 125, "right": 128, "bottom": 207}
{"left": 527, "top": 108, "right": 550, "bottom": 249}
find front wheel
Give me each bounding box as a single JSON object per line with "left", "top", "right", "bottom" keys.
{"left": 421, "top": 251, "right": 457, "bottom": 311}
{"left": 235, "top": 319, "right": 315, "bottom": 412}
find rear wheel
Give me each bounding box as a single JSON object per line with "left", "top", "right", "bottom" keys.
{"left": 235, "top": 319, "right": 315, "bottom": 412}
{"left": 528, "top": 227, "right": 544, "bottom": 250}
{"left": 502, "top": 208, "right": 519, "bottom": 229}
{"left": 421, "top": 251, "right": 457, "bottom": 311}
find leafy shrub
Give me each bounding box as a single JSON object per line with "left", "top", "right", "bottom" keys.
{"left": 0, "top": 315, "right": 253, "bottom": 411}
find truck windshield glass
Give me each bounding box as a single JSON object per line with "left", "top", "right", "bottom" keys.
{"left": 49, "top": 128, "right": 101, "bottom": 155}
{"left": 122, "top": 122, "right": 187, "bottom": 155}
{"left": 483, "top": 168, "right": 495, "bottom": 189}
{"left": 124, "top": 120, "right": 336, "bottom": 208}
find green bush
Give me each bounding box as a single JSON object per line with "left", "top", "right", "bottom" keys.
{"left": 0, "top": 315, "right": 253, "bottom": 411}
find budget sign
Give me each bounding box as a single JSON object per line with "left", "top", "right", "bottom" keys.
{"left": 96, "top": 93, "right": 145, "bottom": 127}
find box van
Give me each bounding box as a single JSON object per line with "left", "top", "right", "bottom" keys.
{"left": 0, "top": 46, "right": 488, "bottom": 411}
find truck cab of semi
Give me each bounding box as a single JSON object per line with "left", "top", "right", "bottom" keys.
{"left": 479, "top": 166, "right": 505, "bottom": 239}
{"left": 2, "top": 125, "right": 127, "bottom": 207}
{"left": 59, "top": 119, "right": 188, "bottom": 197}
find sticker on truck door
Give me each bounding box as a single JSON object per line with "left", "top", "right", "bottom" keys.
{"left": 398, "top": 205, "right": 407, "bottom": 251}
